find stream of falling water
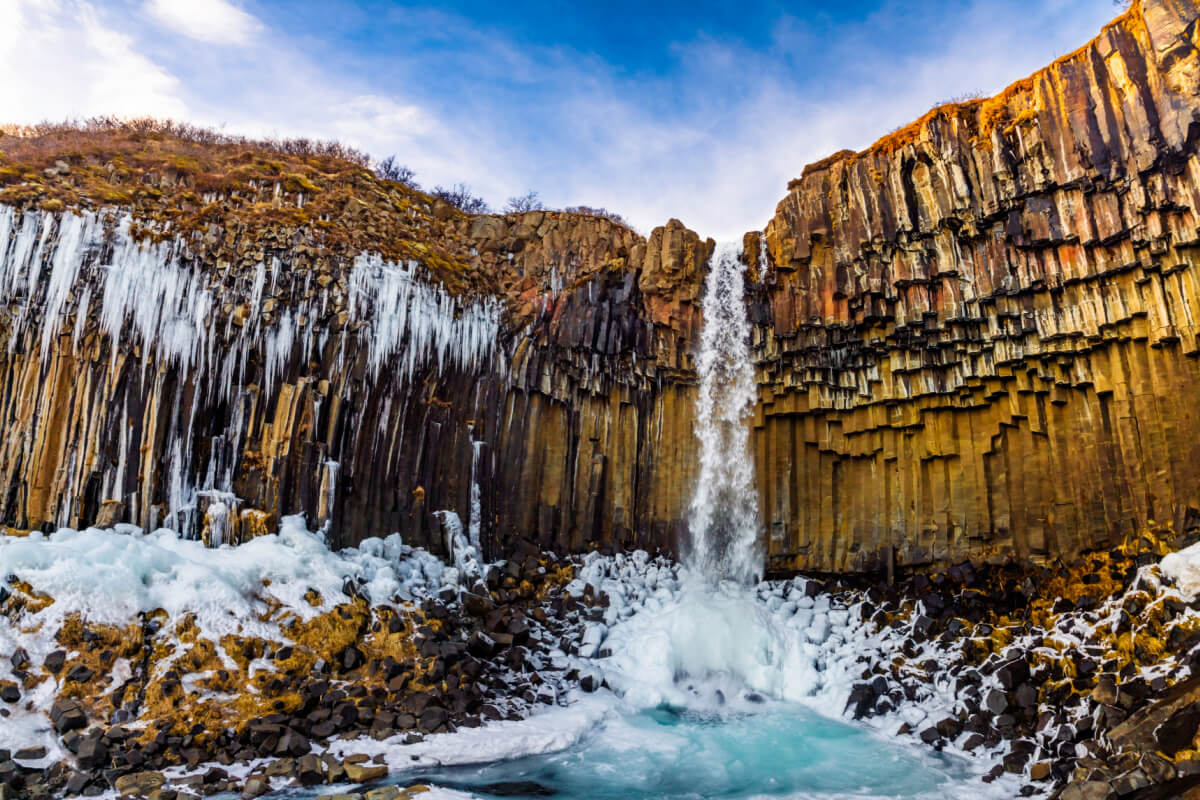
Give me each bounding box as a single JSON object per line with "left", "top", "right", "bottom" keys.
{"left": 687, "top": 241, "right": 761, "bottom": 584}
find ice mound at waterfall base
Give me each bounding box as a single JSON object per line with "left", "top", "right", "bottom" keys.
{"left": 565, "top": 553, "right": 907, "bottom": 720}
{"left": 598, "top": 578, "right": 826, "bottom": 710}
{"left": 333, "top": 549, "right": 1025, "bottom": 799}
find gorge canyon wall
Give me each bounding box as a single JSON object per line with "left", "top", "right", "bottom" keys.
{"left": 1, "top": 0, "right": 1199, "bottom": 576}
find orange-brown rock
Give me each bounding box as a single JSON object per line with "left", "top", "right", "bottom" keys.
{"left": 755, "top": 0, "right": 1200, "bottom": 571}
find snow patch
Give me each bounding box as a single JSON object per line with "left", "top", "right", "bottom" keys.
{"left": 1162, "top": 540, "right": 1200, "bottom": 598}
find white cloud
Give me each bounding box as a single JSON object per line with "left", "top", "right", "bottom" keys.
{"left": 144, "top": 0, "right": 261, "bottom": 45}
{"left": 0, "top": 0, "right": 188, "bottom": 123}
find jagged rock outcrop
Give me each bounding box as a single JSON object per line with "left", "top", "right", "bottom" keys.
{"left": 755, "top": 0, "right": 1200, "bottom": 572}
{"left": 3, "top": 0, "right": 1200, "bottom": 576}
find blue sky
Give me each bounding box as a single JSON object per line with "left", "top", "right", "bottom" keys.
{"left": 2, "top": 0, "right": 1118, "bottom": 238}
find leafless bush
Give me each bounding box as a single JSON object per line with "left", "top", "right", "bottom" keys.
{"left": 0, "top": 116, "right": 371, "bottom": 167}
{"left": 374, "top": 155, "right": 418, "bottom": 186}
{"left": 431, "top": 182, "right": 491, "bottom": 214}
{"left": 504, "top": 190, "right": 543, "bottom": 213}
{"left": 562, "top": 205, "right": 628, "bottom": 227}
{"left": 931, "top": 90, "right": 985, "bottom": 109}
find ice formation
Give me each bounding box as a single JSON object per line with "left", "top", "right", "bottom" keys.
{"left": 757, "top": 230, "right": 770, "bottom": 281}
{"left": 1161, "top": 540, "right": 1200, "bottom": 597}
{"left": 348, "top": 253, "right": 502, "bottom": 382}
{"left": 0, "top": 206, "right": 503, "bottom": 538}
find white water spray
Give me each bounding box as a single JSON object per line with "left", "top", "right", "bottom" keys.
{"left": 687, "top": 241, "right": 760, "bottom": 584}
{"left": 469, "top": 435, "right": 484, "bottom": 552}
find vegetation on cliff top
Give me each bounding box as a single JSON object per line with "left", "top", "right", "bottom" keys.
{"left": 0, "top": 117, "right": 492, "bottom": 291}
{"left": 0, "top": 118, "right": 638, "bottom": 302}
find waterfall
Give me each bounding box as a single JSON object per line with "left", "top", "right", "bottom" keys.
{"left": 469, "top": 435, "right": 484, "bottom": 552}
{"left": 686, "top": 241, "right": 761, "bottom": 584}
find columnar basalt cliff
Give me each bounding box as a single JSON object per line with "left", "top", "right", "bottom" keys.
{"left": 2, "top": 0, "right": 1200, "bottom": 577}
{"left": 0, "top": 130, "right": 712, "bottom": 557}
{"left": 755, "top": 0, "right": 1200, "bottom": 573}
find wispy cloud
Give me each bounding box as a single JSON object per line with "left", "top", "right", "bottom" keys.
{"left": 144, "top": 0, "right": 261, "bottom": 45}
{"left": 1, "top": 0, "right": 1120, "bottom": 238}
{"left": 0, "top": 0, "right": 187, "bottom": 121}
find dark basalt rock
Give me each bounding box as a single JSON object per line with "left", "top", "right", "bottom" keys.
{"left": 9, "top": 649, "right": 29, "bottom": 671}
{"left": 995, "top": 659, "right": 1030, "bottom": 691}
{"left": 984, "top": 688, "right": 1008, "bottom": 715}
{"left": 1153, "top": 702, "right": 1200, "bottom": 757}
{"left": 43, "top": 652, "right": 65, "bottom": 675}
{"left": 295, "top": 754, "right": 324, "bottom": 787}
{"left": 13, "top": 747, "right": 46, "bottom": 761}
{"left": 934, "top": 717, "right": 962, "bottom": 740}
{"left": 49, "top": 699, "right": 86, "bottom": 734}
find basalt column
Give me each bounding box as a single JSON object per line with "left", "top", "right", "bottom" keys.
{"left": 753, "top": 0, "right": 1200, "bottom": 574}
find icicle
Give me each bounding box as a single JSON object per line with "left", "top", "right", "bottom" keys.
{"left": 469, "top": 437, "right": 483, "bottom": 551}
{"left": 348, "top": 252, "right": 502, "bottom": 383}
{"left": 249, "top": 260, "right": 266, "bottom": 328}
{"left": 758, "top": 233, "right": 770, "bottom": 281}
{"left": 72, "top": 285, "right": 91, "bottom": 349}
{"left": 320, "top": 460, "right": 339, "bottom": 533}
{"left": 433, "top": 509, "right": 483, "bottom": 586}
{"left": 204, "top": 501, "right": 230, "bottom": 547}
{"left": 263, "top": 309, "right": 295, "bottom": 398}
{"left": 40, "top": 212, "right": 94, "bottom": 358}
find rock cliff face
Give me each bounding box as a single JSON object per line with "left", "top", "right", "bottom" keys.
{"left": 755, "top": 0, "right": 1200, "bottom": 572}
{"left": 1, "top": 0, "right": 1199, "bottom": 575}
{"left": 0, "top": 131, "right": 712, "bottom": 558}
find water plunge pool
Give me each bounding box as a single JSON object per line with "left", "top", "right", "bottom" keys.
{"left": 275, "top": 699, "right": 1000, "bottom": 800}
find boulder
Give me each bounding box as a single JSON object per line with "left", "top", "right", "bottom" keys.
{"left": 114, "top": 771, "right": 166, "bottom": 797}
{"left": 344, "top": 762, "right": 388, "bottom": 782}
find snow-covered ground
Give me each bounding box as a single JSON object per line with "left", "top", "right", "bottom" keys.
{"left": 0, "top": 515, "right": 465, "bottom": 763}
{"left": 3, "top": 521, "right": 1200, "bottom": 799}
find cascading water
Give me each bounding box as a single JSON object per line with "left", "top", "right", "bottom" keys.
{"left": 687, "top": 241, "right": 761, "bottom": 585}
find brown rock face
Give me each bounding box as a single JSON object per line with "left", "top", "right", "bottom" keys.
{"left": 0, "top": 196, "right": 702, "bottom": 559}
{"left": 755, "top": 0, "right": 1200, "bottom": 572}
{"left": 1, "top": 0, "right": 1200, "bottom": 576}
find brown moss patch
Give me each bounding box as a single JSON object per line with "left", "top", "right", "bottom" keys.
{"left": 2, "top": 579, "right": 55, "bottom": 614}
{"left": 53, "top": 615, "right": 145, "bottom": 722}
{"left": 108, "top": 595, "right": 438, "bottom": 747}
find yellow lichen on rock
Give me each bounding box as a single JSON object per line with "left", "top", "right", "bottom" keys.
{"left": 2, "top": 579, "right": 55, "bottom": 614}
